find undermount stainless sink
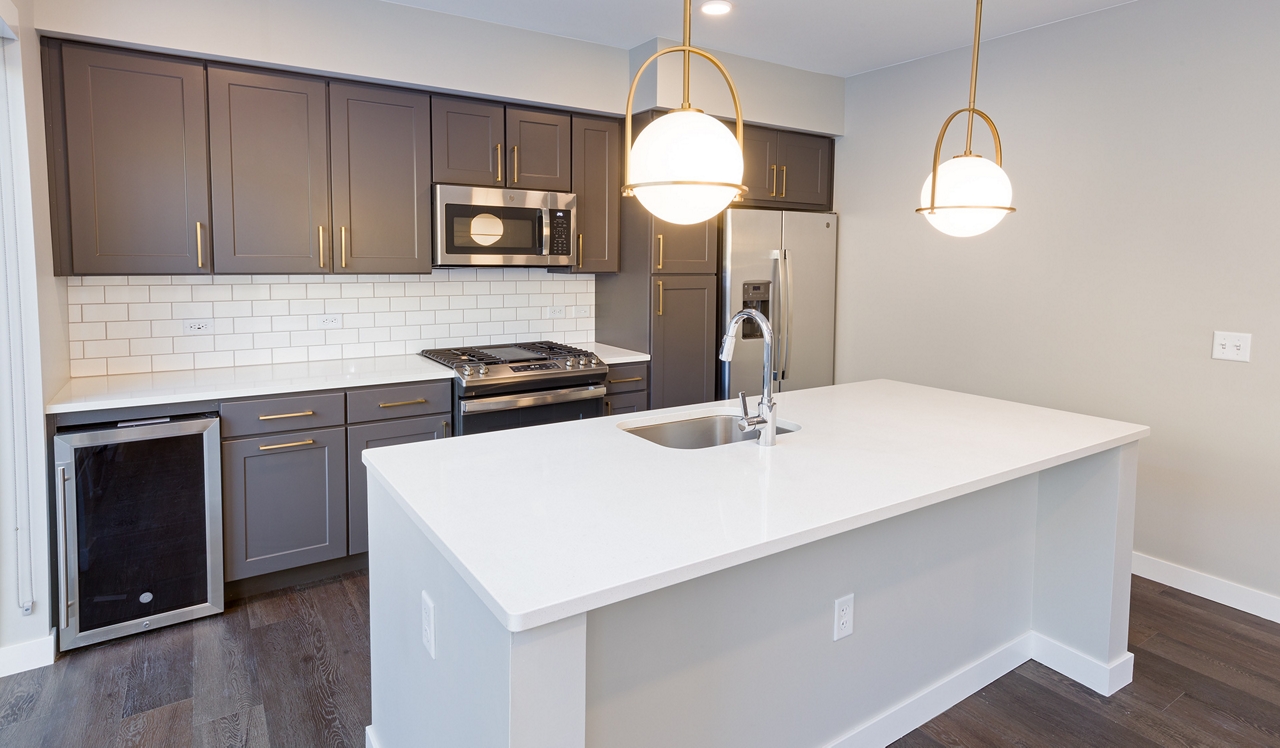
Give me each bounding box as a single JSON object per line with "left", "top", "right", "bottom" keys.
{"left": 622, "top": 413, "right": 798, "bottom": 450}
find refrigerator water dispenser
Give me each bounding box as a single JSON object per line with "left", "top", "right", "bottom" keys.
{"left": 741, "top": 281, "right": 771, "bottom": 339}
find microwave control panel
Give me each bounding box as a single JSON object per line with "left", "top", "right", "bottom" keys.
{"left": 548, "top": 210, "right": 572, "bottom": 256}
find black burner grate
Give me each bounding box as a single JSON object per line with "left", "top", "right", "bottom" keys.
{"left": 419, "top": 341, "right": 593, "bottom": 367}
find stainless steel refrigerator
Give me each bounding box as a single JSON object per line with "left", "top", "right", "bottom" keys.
{"left": 719, "top": 209, "right": 838, "bottom": 400}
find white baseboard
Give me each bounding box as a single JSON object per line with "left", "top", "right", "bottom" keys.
{"left": 1132, "top": 552, "right": 1280, "bottom": 625}
{"left": 825, "top": 633, "right": 1033, "bottom": 747}
{"left": 0, "top": 631, "right": 55, "bottom": 678}
{"left": 1029, "top": 632, "right": 1132, "bottom": 696}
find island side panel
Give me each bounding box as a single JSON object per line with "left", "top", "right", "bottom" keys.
{"left": 1031, "top": 442, "right": 1139, "bottom": 695}
{"left": 510, "top": 613, "right": 587, "bottom": 748}
{"left": 584, "top": 476, "right": 1039, "bottom": 748}
{"left": 367, "top": 479, "right": 513, "bottom": 748}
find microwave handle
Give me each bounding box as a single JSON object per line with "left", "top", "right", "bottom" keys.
{"left": 537, "top": 210, "right": 547, "bottom": 255}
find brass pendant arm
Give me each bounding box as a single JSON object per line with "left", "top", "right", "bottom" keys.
{"left": 622, "top": 43, "right": 746, "bottom": 197}
{"left": 921, "top": 107, "right": 1009, "bottom": 214}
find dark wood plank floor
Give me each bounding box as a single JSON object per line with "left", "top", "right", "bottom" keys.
{"left": 1, "top": 573, "right": 1277, "bottom": 746}
{"left": 0, "top": 571, "right": 370, "bottom": 748}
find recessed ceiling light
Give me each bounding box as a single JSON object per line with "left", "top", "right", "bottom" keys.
{"left": 701, "top": 1, "right": 732, "bottom": 16}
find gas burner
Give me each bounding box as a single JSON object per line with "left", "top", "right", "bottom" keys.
{"left": 420, "top": 341, "right": 606, "bottom": 392}
{"left": 419, "top": 348, "right": 505, "bottom": 368}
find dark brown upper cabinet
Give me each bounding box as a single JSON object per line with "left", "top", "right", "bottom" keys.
{"left": 566, "top": 115, "right": 621, "bottom": 274}
{"left": 431, "top": 96, "right": 570, "bottom": 191}
{"left": 506, "top": 108, "right": 570, "bottom": 191}
{"left": 330, "top": 83, "right": 433, "bottom": 275}
{"left": 650, "top": 215, "right": 717, "bottom": 275}
{"left": 208, "top": 65, "right": 331, "bottom": 274}
{"left": 59, "top": 44, "right": 211, "bottom": 275}
{"left": 431, "top": 97, "right": 503, "bottom": 187}
{"left": 723, "top": 121, "right": 834, "bottom": 210}
{"left": 777, "top": 131, "right": 833, "bottom": 208}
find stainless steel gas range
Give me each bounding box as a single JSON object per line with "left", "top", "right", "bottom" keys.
{"left": 420, "top": 342, "right": 607, "bottom": 435}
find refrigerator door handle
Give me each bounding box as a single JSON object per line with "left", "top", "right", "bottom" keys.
{"left": 780, "top": 248, "right": 794, "bottom": 381}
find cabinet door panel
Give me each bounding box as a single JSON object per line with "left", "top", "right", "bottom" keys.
{"left": 347, "top": 416, "right": 450, "bottom": 555}
{"left": 331, "top": 83, "right": 433, "bottom": 274}
{"left": 778, "top": 131, "right": 832, "bottom": 208}
{"left": 570, "top": 116, "right": 621, "bottom": 273}
{"left": 62, "top": 44, "right": 210, "bottom": 275}
{"left": 651, "top": 275, "right": 717, "bottom": 409}
{"left": 209, "top": 66, "right": 330, "bottom": 274}
{"left": 651, "top": 217, "right": 717, "bottom": 275}
{"left": 739, "top": 125, "right": 780, "bottom": 207}
{"left": 223, "top": 427, "right": 346, "bottom": 580}
{"left": 507, "top": 108, "right": 570, "bottom": 191}
{"left": 604, "top": 390, "right": 648, "bottom": 416}
{"left": 432, "top": 96, "right": 503, "bottom": 187}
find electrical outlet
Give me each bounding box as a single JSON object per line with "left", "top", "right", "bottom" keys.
{"left": 1212, "top": 331, "right": 1251, "bottom": 362}
{"left": 182, "top": 318, "right": 214, "bottom": 335}
{"left": 833, "top": 593, "right": 855, "bottom": 641}
{"left": 317, "top": 315, "right": 342, "bottom": 330}
{"left": 548, "top": 306, "right": 565, "bottom": 319}
{"left": 421, "top": 590, "right": 435, "bottom": 658}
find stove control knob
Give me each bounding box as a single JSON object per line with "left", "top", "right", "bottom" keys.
{"left": 478, "top": 364, "right": 488, "bottom": 375}
{"left": 564, "top": 358, "right": 575, "bottom": 368}
{"left": 578, "top": 356, "right": 588, "bottom": 366}
{"left": 590, "top": 355, "right": 600, "bottom": 365}
{"left": 462, "top": 365, "right": 473, "bottom": 376}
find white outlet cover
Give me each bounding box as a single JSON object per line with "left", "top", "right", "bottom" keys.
{"left": 548, "top": 306, "right": 566, "bottom": 319}
{"left": 316, "top": 315, "right": 342, "bottom": 330}
{"left": 833, "top": 593, "right": 855, "bottom": 641}
{"left": 182, "top": 318, "right": 214, "bottom": 335}
{"left": 1212, "top": 331, "right": 1251, "bottom": 363}
{"left": 573, "top": 306, "right": 590, "bottom": 318}
{"left": 421, "top": 590, "right": 436, "bottom": 658}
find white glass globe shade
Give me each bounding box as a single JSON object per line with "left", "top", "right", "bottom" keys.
{"left": 629, "top": 109, "right": 744, "bottom": 225}
{"left": 919, "top": 156, "right": 1013, "bottom": 238}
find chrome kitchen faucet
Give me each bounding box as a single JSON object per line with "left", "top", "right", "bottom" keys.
{"left": 719, "top": 309, "right": 778, "bottom": 447}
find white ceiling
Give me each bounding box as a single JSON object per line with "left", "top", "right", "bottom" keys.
{"left": 381, "top": 0, "right": 1136, "bottom": 78}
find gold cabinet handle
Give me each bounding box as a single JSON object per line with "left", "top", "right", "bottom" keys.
{"left": 496, "top": 143, "right": 503, "bottom": 183}
{"left": 378, "top": 398, "right": 427, "bottom": 408}
{"left": 341, "top": 226, "right": 348, "bottom": 269}
{"left": 195, "top": 221, "right": 205, "bottom": 268}
{"left": 656, "top": 234, "right": 664, "bottom": 270}
{"left": 442, "top": 420, "right": 451, "bottom": 437}
{"left": 770, "top": 165, "right": 777, "bottom": 197}
{"left": 780, "top": 165, "right": 787, "bottom": 198}
{"left": 606, "top": 400, "right": 613, "bottom": 416}
{"left": 318, "top": 226, "right": 326, "bottom": 268}
{"left": 258, "top": 410, "right": 315, "bottom": 421}
{"left": 577, "top": 233, "right": 584, "bottom": 269}
{"left": 513, "top": 144, "right": 519, "bottom": 184}
{"left": 657, "top": 280, "right": 663, "bottom": 316}
{"left": 259, "top": 439, "right": 314, "bottom": 451}
{"left": 608, "top": 376, "right": 643, "bottom": 384}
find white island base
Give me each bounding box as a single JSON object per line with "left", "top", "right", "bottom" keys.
{"left": 363, "top": 381, "right": 1146, "bottom": 748}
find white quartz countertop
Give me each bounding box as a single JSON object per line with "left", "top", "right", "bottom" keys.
{"left": 46, "top": 341, "right": 648, "bottom": 414}
{"left": 364, "top": 379, "right": 1150, "bottom": 633}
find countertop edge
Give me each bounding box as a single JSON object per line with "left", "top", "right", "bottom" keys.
{"left": 368, "top": 425, "right": 1149, "bottom": 633}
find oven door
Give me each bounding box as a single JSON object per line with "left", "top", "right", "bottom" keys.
{"left": 456, "top": 384, "right": 605, "bottom": 435}
{"left": 433, "top": 185, "right": 576, "bottom": 267}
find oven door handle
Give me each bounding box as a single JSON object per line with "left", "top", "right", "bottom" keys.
{"left": 537, "top": 210, "right": 547, "bottom": 255}
{"left": 460, "top": 385, "right": 606, "bottom": 414}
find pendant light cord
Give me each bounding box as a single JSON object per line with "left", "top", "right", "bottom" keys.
{"left": 964, "top": 0, "right": 983, "bottom": 156}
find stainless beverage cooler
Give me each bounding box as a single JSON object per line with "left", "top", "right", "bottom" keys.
{"left": 53, "top": 415, "right": 223, "bottom": 651}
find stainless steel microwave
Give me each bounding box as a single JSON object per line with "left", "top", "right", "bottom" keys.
{"left": 433, "top": 185, "right": 577, "bottom": 267}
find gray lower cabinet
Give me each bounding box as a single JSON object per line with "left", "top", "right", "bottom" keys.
{"left": 58, "top": 43, "right": 211, "bottom": 275}
{"left": 222, "top": 427, "right": 348, "bottom": 581}
{"left": 208, "top": 65, "right": 331, "bottom": 274}
{"left": 604, "top": 391, "right": 648, "bottom": 416}
{"left": 651, "top": 275, "right": 717, "bottom": 409}
{"left": 330, "top": 83, "right": 433, "bottom": 274}
{"left": 347, "top": 416, "right": 451, "bottom": 555}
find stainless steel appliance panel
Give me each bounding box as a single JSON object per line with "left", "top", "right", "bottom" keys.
{"left": 433, "top": 184, "right": 576, "bottom": 267}
{"left": 720, "top": 209, "right": 783, "bottom": 400}
{"left": 53, "top": 416, "right": 223, "bottom": 651}
{"left": 779, "top": 212, "right": 838, "bottom": 392}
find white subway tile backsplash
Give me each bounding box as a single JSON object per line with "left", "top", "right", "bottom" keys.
{"left": 66, "top": 273, "right": 594, "bottom": 376}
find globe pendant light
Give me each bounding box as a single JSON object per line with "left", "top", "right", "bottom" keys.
{"left": 623, "top": 0, "right": 747, "bottom": 225}
{"left": 917, "top": 0, "right": 1016, "bottom": 237}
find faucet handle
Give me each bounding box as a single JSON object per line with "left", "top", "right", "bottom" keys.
{"left": 737, "top": 391, "right": 750, "bottom": 419}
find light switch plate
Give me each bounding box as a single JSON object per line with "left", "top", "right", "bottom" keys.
{"left": 1212, "top": 331, "right": 1251, "bottom": 362}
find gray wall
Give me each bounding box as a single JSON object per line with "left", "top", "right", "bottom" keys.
{"left": 834, "top": 0, "right": 1280, "bottom": 598}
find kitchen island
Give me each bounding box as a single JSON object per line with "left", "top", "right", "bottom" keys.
{"left": 362, "top": 380, "right": 1148, "bottom": 748}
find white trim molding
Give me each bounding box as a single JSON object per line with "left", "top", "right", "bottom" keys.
{"left": 1133, "top": 552, "right": 1280, "bottom": 625}
{"left": 1029, "top": 632, "right": 1133, "bottom": 697}
{"left": 0, "top": 631, "right": 54, "bottom": 678}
